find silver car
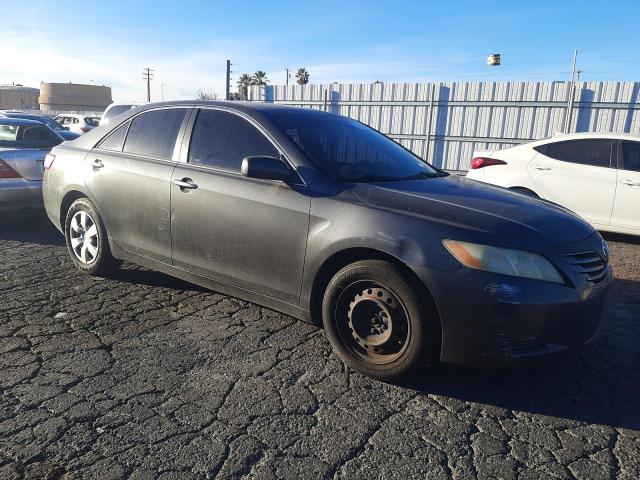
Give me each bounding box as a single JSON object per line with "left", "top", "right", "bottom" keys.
{"left": 0, "top": 117, "right": 64, "bottom": 215}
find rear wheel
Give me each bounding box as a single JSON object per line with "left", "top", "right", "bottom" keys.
{"left": 322, "top": 260, "right": 439, "bottom": 381}
{"left": 64, "top": 198, "right": 121, "bottom": 276}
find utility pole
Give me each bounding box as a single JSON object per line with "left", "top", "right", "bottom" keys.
{"left": 285, "top": 68, "right": 291, "bottom": 86}
{"left": 142, "top": 67, "right": 154, "bottom": 102}
{"left": 565, "top": 49, "right": 578, "bottom": 133}
{"left": 225, "top": 60, "right": 232, "bottom": 100}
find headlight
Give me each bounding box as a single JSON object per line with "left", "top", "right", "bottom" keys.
{"left": 443, "top": 240, "right": 564, "bottom": 284}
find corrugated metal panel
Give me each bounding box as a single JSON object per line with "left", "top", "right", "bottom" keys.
{"left": 248, "top": 81, "right": 640, "bottom": 170}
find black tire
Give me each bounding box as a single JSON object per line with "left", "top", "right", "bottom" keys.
{"left": 510, "top": 187, "right": 539, "bottom": 197}
{"left": 64, "top": 198, "right": 121, "bottom": 276}
{"left": 322, "top": 260, "right": 439, "bottom": 381}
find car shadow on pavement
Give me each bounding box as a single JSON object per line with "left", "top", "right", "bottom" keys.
{"left": 601, "top": 231, "right": 640, "bottom": 246}
{"left": 403, "top": 277, "right": 640, "bottom": 432}
{"left": 0, "top": 212, "right": 65, "bottom": 246}
{"left": 109, "top": 266, "right": 209, "bottom": 292}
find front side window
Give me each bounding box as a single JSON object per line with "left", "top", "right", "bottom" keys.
{"left": 98, "top": 121, "right": 130, "bottom": 152}
{"left": 543, "top": 139, "right": 613, "bottom": 168}
{"left": 621, "top": 141, "right": 640, "bottom": 172}
{"left": 263, "top": 110, "right": 439, "bottom": 182}
{"left": 188, "top": 109, "right": 279, "bottom": 172}
{"left": 123, "top": 109, "right": 186, "bottom": 160}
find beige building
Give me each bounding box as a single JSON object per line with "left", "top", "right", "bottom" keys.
{"left": 39, "top": 82, "right": 112, "bottom": 112}
{"left": 0, "top": 85, "right": 40, "bottom": 110}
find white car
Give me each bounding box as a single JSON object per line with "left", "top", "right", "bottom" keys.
{"left": 466, "top": 132, "right": 640, "bottom": 235}
{"left": 54, "top": 114, "right": 100, "bottom": 135}
{"left": 99, "top": 103, "right": 140, "bottom": 126}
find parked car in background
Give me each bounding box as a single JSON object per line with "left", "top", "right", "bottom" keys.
{"left": 0, "top": 111, "right": 80, "bottom": 140}
{"left": 42, "top": 101, "right": 611, "bottom": 380}
{"left": 0, "top": 117, "right": 64, "bottom": 215}
{"left": 54, "top": 114, "right": 101, "bottom": 135}
{"left": 100, "top": 103, "right": 140, "bottom": 126}
{"left": 466, "top": 132, "right": 640, "bottom": 236}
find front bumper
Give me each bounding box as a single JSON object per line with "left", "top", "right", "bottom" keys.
{"left": 0, "top": 179, "right": 43, "bottom": 214}
{"left": 415, "top": 232, "right": 612, "bottom": 368}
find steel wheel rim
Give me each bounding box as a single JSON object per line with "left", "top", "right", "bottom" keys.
{"left": 335, "top": 280, "right": 411, "bottom": 365}
{"left": 69, "top": 211, "right": 99, "bottom": 264}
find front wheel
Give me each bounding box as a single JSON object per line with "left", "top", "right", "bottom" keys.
{"left": 64, "top": 198, "right": 121, "bottom": 276}
{"left": 322, "top": 260, "right": 439, "bottom": 381}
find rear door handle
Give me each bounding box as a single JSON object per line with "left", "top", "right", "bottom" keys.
{"left": 90, "top": 159, "right": 104, "bottom": 169}
{"left": 532, "top": 165, "right": 552, "bottom": 171}
{"left": 620, "top": 179, "right": 640, "bottom": 187}
{"left": 172, "top": 178, "right": 198, "bottom": 190}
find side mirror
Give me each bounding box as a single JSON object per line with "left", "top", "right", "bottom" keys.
{"left": 241, "top": 156, "right": 294, "bottom": 182}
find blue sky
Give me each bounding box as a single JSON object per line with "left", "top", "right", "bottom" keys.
{"left": 3, "top": 0, "right": 639, "bottom": 102}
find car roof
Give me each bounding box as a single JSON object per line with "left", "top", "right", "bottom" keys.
{"left": 543, "top": 132, "right": 640, "bottom": 142}
{"left": 2, "top": 112, "right": 51, "bottom": 121}
{"left": 0, "top": 117, "right": 48, "bottom": 126}
{"left": 130, "top": 100, "right": 342, "bottom": 118}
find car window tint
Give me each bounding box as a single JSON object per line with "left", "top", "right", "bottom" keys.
{"left": 123, "top": 109, "right": 186, "bottom": 160}
{"left": 545, "top": 139, "right": 612, "bottom": 167}
{"left": 621, "top": 141, "right": 640, "bottom": 172}
{"left": 188, "top": 109, "right": 278, "bottom": 172}
{"left": 0, "top": 125, "right": 62, "bottom": 148}
{"left": 98, "top": 121, "right": 130, "bottom": 152}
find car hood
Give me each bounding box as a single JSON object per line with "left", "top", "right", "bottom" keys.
{"left": 350, "top": 175, "right": 594, "bottom": 250}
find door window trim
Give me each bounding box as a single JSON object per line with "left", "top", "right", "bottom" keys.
{"left": 178, "top": 106, "right": 307, "bottom": 186}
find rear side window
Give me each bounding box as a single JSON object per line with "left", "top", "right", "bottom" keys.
{"left": 0, "top": 125, "right": 61, "bottom": 148}
{"left": 98, "top": 121, "right": 130, "bottom": 152}
{"left": 543, "top": 139, "right": 613, "bottom": 168}
{"left": 188, "top": 109, "right": 278, "bottom": 172}
{"left": 621, "top": 141, "right": 640, "bottom": 172}
{"left": 123, "top": 109, "right": 186, "bottom": 160}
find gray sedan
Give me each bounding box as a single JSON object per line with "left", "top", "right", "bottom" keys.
{"left": 0, "top": 117, "right": 64, "bottom": 215}
{"left": 42, "top": 101, "right": 610, "bottom": 380}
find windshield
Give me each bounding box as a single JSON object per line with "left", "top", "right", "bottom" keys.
{"left": 264, "top": 111, "right": 441, "bottom": 182}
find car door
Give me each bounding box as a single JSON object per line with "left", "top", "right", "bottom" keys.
{"left": 170, "top": 108, "right": 311, "bottom": 305}
{"left": 84, "top": 107, "right": 190, "bottom": 264}
{"left": 528, "top": 139, "right": 617, "bottom": 227}
{"left": 610, "top": 140, "right": 640, "bottom": 231}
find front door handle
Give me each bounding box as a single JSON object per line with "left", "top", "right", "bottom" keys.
{"left": 620, "top": 179, "right": 640, "bottom": 187}
{"left": 90, "top": 159, "right": 104, "bottom": 169}
{"left": 532, "top": 165, "right": 552, "bottom": 171}
{"left": 173, "top": 178, "right": 198, "bottom": 190}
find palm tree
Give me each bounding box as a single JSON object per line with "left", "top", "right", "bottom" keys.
{"left": 296, "top": 68, "right": 310, "bottom": 85}
{"left": 237, "top": 73, "right": 252, "bottom": 100}
{"left": 251, "top": 70, "right": 269, "bottom": 86}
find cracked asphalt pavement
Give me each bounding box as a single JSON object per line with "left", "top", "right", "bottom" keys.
{"left": 1, "top": 214, "right": 639, "bottom": 479}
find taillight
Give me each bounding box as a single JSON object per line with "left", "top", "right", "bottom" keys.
{"left": 44, "top": 153, "right": 56, "bottom": 170}
{"left": 470, "top": 157, "right": 507, "bottom": 169}
{"left": 80, "top": 127, "right": 91, "bottom": 133}
{"left": 0, "top": 159, "right": 21, "bottom": 178}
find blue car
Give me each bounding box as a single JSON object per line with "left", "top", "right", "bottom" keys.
{"left": 0, "top": 112, "right": 80, "bottom": 141}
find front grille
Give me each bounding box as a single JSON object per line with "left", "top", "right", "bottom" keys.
{"left": 563, "top": 251, "right": 609, "bottom": 285}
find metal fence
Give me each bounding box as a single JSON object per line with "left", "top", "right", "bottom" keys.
{"left": 248, "top": 81, "right": 640, "bottom": 170}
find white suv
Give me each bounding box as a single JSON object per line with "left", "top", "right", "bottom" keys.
{"left": 54, "top": 114, "right": 101, "bottom": 135}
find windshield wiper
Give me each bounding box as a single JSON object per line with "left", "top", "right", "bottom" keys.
{"left": 398, "top": 171, "right": 449, "bottom": 180}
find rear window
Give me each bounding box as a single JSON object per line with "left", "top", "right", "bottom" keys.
{"left": 122, "top": 109, "right": 186, "bottom": 159}
{"left": 0, "top": 124, "right": 62, "bottom": 148}
{"left": 540, "top": 139, "right": 613, "bottom": 168}
{"left": 84, "top": 117, "right": 100, "bottom": 127}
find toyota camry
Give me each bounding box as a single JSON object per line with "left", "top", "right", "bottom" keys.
{"left": 42, "top": 101, "right": 611, "bottom": 380}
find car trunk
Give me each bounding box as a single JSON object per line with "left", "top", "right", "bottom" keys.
{"left": 0, "top": 148, "right": 49, "bottom": 180}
